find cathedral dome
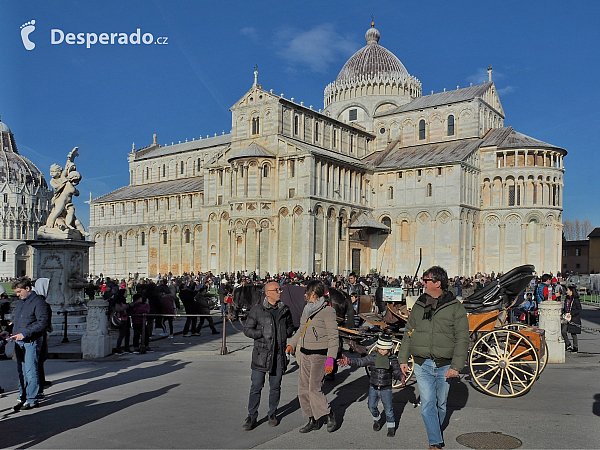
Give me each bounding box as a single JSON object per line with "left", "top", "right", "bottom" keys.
{"left": 335, "top": 23, "right": 409, "bottom": 83}
{"left": 0, "top": 118, "right": 48, "bottom": 188}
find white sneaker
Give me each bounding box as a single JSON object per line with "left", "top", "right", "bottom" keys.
{"left": 168, "top": 335, "right": 174, "bottom": 339}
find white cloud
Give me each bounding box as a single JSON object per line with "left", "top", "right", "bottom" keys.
{"left": 240, "top": 27, "right": 258, "bottom": 42}
{"left": 497, "top": 86, "right": 515, "bottom": 95}
{"left": 275, "top": 24, "right": 357, "bottom": 74}
{"left": 466, "top": 67, "right": 514, "bottom": 95}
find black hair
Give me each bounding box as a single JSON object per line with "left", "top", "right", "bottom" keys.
{"left": 423, "top": 266, "right": 448, "bottom": 290}
{"left": 541, "top": 274, "right": 552, "bottom": 283}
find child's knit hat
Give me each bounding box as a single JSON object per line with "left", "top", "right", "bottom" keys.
{"left": 376, "top": 333, "right": 394, "bottom": 350}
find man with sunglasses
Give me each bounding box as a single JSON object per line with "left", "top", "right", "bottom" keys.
{"left": 398, "top": 266, "right": 469, "bottom": 449}
{"left": 242, "top": 282, "right": 294, "bottom": 431}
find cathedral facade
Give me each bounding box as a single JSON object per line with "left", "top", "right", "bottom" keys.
{"left": 89, "top": 24, "right": 565, "bottom": 279}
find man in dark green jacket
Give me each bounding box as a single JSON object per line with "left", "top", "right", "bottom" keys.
{"left": 399, "top": 266, "right": 469, "bottom": 449}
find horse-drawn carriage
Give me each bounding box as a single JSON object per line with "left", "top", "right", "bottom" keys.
{"left": 337, "top": 265, "right": 547, "bottom": 398}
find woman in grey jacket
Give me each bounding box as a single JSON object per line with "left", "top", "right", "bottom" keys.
{"left": 287, "top": 280, "right": 339, "bottom": 433}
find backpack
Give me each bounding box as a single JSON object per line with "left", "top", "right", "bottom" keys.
{"left": 535, "top": 284, "right": 546, "bottom": 303}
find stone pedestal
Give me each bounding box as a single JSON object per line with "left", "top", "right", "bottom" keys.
{"left": 28, "top": 239, "right": 95, "bottom": 335}
{"left": 538, "top": 300, "right": 565, "bottom": 363}
{"left": 81, "top": 298, "right": 112, "bottom": 358}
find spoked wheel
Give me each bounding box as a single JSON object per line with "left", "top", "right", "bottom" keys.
{"left": 469, "top": 329, "right": 539, "bottom": 397}
{"left": 365, "top": 339, "right": 414, "bottom": 388}
{"left": 502, "top": 323, "right": 548, "bottom": 374}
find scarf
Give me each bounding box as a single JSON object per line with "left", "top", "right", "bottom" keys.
{"left": 422, "top": 292, "right": 443, "bottom": 321}
{"left": 375, "top": 352, "right": 390, "bottom": 370}
{"left": 304, "top": 297, "right": 326, "bottom": 318}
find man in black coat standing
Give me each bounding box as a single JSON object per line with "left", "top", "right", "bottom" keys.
{"left": 10, "top": 277, "right": 50, "bottom": 411}
{"left": 242, "top": 282, "right": 294, "bottom": 430}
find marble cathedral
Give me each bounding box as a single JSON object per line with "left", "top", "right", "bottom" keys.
{"left": 89, "top": 24, "right": 566, "bottom": 279}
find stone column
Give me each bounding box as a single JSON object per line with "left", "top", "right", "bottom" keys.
{"left": 538, "top": 300, "right": 565, "bottom": 363}
{"left": 81, "top": 298, "right": 112, "bottom": 358}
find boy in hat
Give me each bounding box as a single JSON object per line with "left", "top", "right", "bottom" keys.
{"left": 338, "top": 334, "right": 403, "bottom": 436}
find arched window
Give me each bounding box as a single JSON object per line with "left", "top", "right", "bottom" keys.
{"left": 262, "top": 164, "right": 269, "bottom": 178}
{"left": 185, "top": 229, "right": 191, "bottom": 244}
{"left": 180, "top": 161, "right": 184, "bottom": 174}
{"left": 388, "top": 186, "right": 394, "bottom": 200}
{"left": 314, "top": 122, "right": 319, "bottom": 141}
{"left": 140, "top": 232, "right": 145, "bottom": 246}
{"left": 146, "top": 167, "right": 150, "bottom": 180}
{"left": 118, "top": 235, "right": 123, "bottom": 247}
{"left": 252, "top": 117, "right": 260, "bottom": 135}
{"left": 426, "top": 183, "right": 433, "bottom": 197}
{"left": 419, "top": 119, "right": 426, "bottom": 140}
{"left": 381, "top": 216, "right": 391, "bottom": 234}
{"left": 294, "top": 115, "right": 299, "bottom": 135}
{"left": 447, "top": 115, "right": 455, "bottom": 136}
{"left": 162, "top": 230, "right": 168, "bottom": 244}
{"left": 162, "top": 164, "right": 166, "bottom": 178}
{"left": 1, "top": 250, "right": 6, "bottom": 262}
{"left": 197, "top": 158, "right": 202, "bottom": 171}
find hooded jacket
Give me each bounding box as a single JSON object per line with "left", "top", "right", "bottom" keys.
{"left": 12, "top": 291, "right": 50, "bottom": 341}
{"left": 398, "top": 290, "right": 469, "bottom": 372}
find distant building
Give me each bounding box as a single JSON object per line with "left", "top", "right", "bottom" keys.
{"left": 588, "top": 228, "right": 600, "bottom": 273}
{"left": 562, "top": 239, "right": 589, "bottom": 274}
{"left": 0, "top": 118, "right": 53, "bottom": 278}
{"left": 89, "top": 23, "right": 566, "bottom": 278}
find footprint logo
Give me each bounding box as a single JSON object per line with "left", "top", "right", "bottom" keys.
{"left": 20, "top": 20, "right": 36, "bottom": 50}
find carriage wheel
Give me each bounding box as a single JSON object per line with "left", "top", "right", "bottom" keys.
{"left": 365, "top": 339, "right": 414, "bottom": 387}
{"left": 469, "top": 329, "right": 539, "bottom": 397}
{"left": 502, "top": 323, "right": 548, "bottom": 374}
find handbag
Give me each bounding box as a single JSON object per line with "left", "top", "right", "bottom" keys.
{"left": 111, "top": 310, "right": 122, "bottom": 328}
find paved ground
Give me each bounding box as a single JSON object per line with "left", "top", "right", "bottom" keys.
{"left": 0, "top": 306, "right": 599, "bottom": 449}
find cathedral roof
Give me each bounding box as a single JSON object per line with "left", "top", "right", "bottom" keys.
{"left": 335, "top": 23, "right": 410, "bottom": 83}
{"left": 482, "top": 127, "right": 565, "bottom": 152}
{"left": 376, "top": 82, "right": 493, "bottom": 117}
{"left": 134, "top": 134, "right": 231, "bottom": 161}
{"left": 367, "top": 139, "right": 481, "bottom": 170}
{"left": 0, "top": 118, "right": 48, "bottom": 188}
{"left": 228, "top": 142, "right": 275, "bottom": 162}
{"left": 92, "top": 177, "right": 204, "bottom": 203}
{"left": 348, "top": 213, "right": 390, "bottom": 231}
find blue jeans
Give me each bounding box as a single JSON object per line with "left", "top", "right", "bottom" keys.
{"left": 413, "top": 359, "right": 451, "bottom": 446}
{"left": 368, "top": 385, "right": 395, "bottom": 428}
{"left": 15, "top": 337, "right": 43, "bottom": 403}
{"left": 248, "top": 353, "right": 283, "bottom": 418}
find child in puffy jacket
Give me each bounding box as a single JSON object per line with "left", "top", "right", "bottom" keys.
{"left": 338, "top": 334, "right": 403, "bottom": 437}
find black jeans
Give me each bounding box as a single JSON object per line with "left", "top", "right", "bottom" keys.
{"left": 117, "top": 321, "right": 131, "bottom": 350}
{"left": 133, "top": 323, "right": 150, "bottom": 349}
{"left": 183, "top": 317, "right": 197, "bottom": 334}
{"left": 195, "top": 316, "right": 217, "bottom": 333}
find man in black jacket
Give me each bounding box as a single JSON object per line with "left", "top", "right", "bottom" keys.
{"left": 242, "top": 282, "right": 294, "bottom": 430}
{"left": 10, "top": 277, "right": 50, "bottom": 411}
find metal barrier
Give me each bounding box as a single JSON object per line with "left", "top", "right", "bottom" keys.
{"left": 581, "top": 293, "right": 600, "bottom": 306}
{"left": 128, "top": 313, "right": 228, "bottom": 355}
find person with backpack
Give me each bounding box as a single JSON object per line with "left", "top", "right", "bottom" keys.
{"left": 536, "top": 274, "right": 553, "bottom": 303}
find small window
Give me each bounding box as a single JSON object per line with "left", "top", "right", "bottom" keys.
{"left": 388, "top": 186, "right": 394, "bottom": 200}
{"left": 576, "top": 263, "right": 581, "bottom": 269}
{"left": 426, "top": 183, "right": 432, "bottom": 197}
{"left": 146, "top": 167, "right": 150, "bottom": 180}
{"left": 349, "top": 109, "right": 357, "bottom": 121}
{"left": 118, "top": 235, "right": 123, "bottom": 247}
{"left": 197, "top": 158, "right": 202, "bottom": 172}
{"left": 262, "top": 165, "right": 269, "bottom": 178}
{"left": 162, "top": 230, "right": 168, "bottom": 245}
{"left": 508, "top": 185, "right": 515, "bottom": 206}
{"left": 3, "top": 194, "right": 7, "bottom": 202}
{"left": 111, "top": 205, "right": 115, "bottom": 215}
{"left": 437, "top": 168, "right": 442, "bottom": 176}
{"left": 562, "top": 249, "right": 567, "bottom": 257}
{"left": 314, "top": 122, "right": 319, "bottom": 141}
{"left": 132, "top": 202, "right": 136, "bottom": 214}
{"left": 381, "top": 217, "right": 392, "bottom": 234}
{"left": 100, "top": 206, "right": 104, "bottom": 217}
{"left": 379, "top": 127, "right": 386, "bottom": 134}
{"left": 417, "top": 169, "right": 422, "bottom": 177}
{"left": 155, "top": 198, "right": 159, "bottom": 210}
{"left": 162, "top": 164, "right": 166, "bottom": 178}
{"left": 447, "top": 115, "right": 455, "bottom": 136}
{"left": 2, "top": 250, "right": 6, "bottom": 262}
{"left": 398, "top": 172, "right": 403, "bottom": 179}
{"left": 333, "top": 128, "right": 337, "bottom": 147}
{"left": 217, "top": 195, "right": 223, "bottom": 205}
{"left": 141, "top": 232, "right": 145, "bottom": 246}
{"left": 290, "top": 160, "right": 295, "bottom": 178}
{"left": 294, "top": 115, "right": 299, "bottom": 135}
{"left": 350, "top": 135, "right": 354, "bottom": 153}
{"left": 575, "top": 248, "right": 581, "bottom": 257}
{"left": 419, "top": 119, "right": 426, "bottom": 140}
{"left": 288, "top": 188, "right": 295, "bottom": 198}
{"left": 180, "top": 161, "right": 184, "bottom": 174}
{"left": 185, "top": 229, "right": 191, "bottom": 244}
{"left": 252, "top": 117, "right": 260, "bottom": 135}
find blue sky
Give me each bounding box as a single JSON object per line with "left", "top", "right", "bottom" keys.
{"left": 2, "top": 0, "right": 599, "bottom": 229}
